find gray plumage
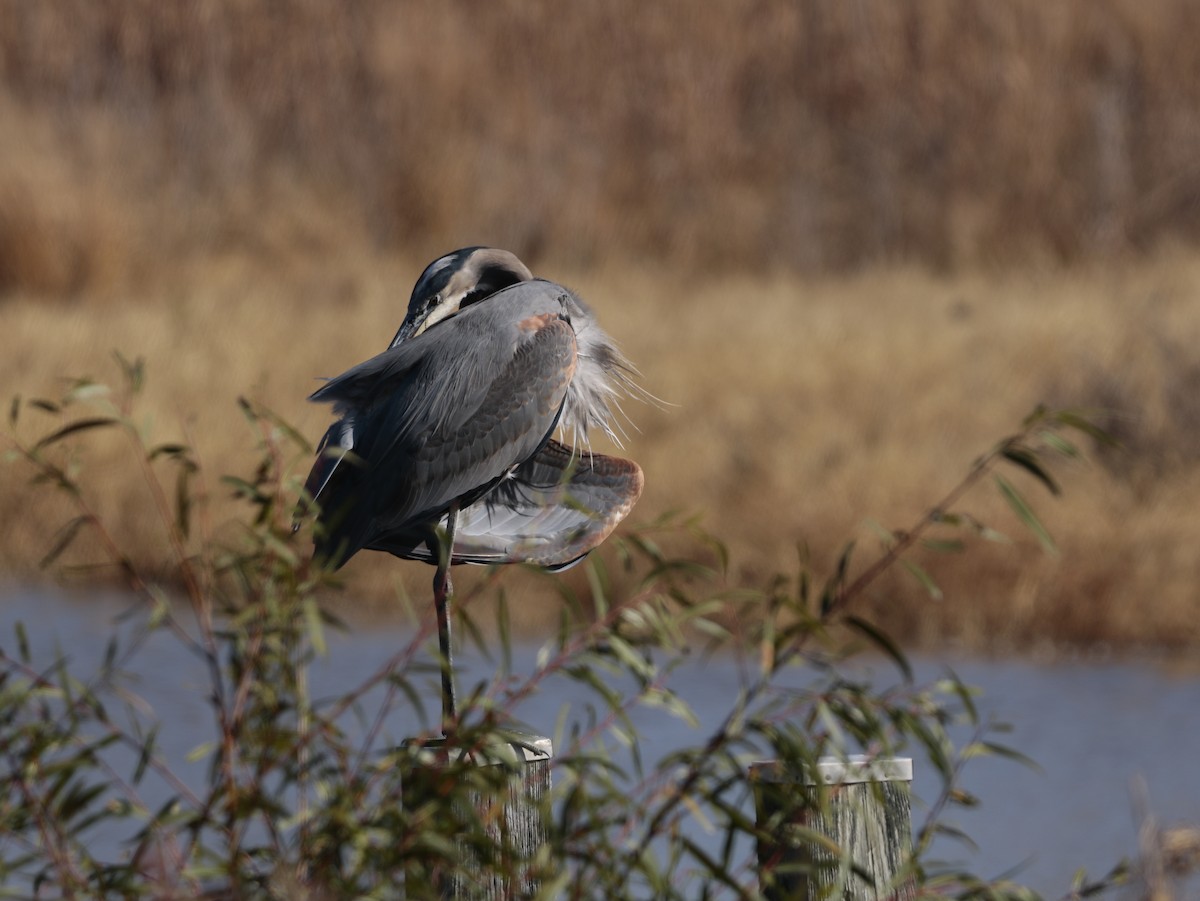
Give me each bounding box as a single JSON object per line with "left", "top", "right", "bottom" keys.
{"left": 301, "top": 247, "right": 643, "bottom": 572}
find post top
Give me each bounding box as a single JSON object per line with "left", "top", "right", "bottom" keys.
{"left": 750, "top": 754, "right": 912, "bottom": 786}
{"left": 401, "top": 733, "right": 553, "bottom": 766}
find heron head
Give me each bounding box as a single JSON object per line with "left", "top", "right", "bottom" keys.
{"left": 389, "top": 247, "right": 534, "bottom": 347}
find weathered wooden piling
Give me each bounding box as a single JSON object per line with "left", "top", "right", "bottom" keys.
{"left": 752, "top": 755, "right": 915, "bottom": 901}
{"left": 401, "top": 733, "right": 553, "bottom": 900}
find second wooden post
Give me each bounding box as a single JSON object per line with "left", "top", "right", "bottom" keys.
{"left": 752, "top": 755, "right": 915, "bottom": 901}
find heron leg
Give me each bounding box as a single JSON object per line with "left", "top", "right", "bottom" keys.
{"left": 433, "top": 504, "right": 459, "bottom": 735}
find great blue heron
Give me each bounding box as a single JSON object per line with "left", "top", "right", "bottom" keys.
{"left": 299, "top": 247, "right": 644, "bottom": 732}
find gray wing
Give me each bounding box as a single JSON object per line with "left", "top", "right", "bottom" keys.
{"left": 368, "top": 439, "right": 644, "bottom": 569}
{"left": 304, "top": 281, "right": 577, "bottom": 567}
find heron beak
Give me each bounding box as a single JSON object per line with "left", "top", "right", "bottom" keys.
{"left": 410, "top": 298, "right": 461, "bottom": 338}
{"left": 390, "top": 295, "right": 461, "bottom": 347}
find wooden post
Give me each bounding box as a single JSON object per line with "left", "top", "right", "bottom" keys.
{"left": 401, "top": 733, "right": 552, "bottom": 900}
{"left": 752, "top": 756, "right": 915, "bottom": 901}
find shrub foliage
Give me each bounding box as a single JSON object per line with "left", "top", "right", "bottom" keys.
{"left": 1, "top": 357, "right": 1132, "bottom": 898}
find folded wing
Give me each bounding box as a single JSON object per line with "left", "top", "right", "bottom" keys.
{"left": 365, "top": 439, "right": 644, "bottom": 570}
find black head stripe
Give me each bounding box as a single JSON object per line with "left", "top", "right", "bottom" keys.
{"left": 460, "top": 262, "right": 529, "bottom": 309}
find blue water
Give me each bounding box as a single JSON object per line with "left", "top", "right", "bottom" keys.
{"left": 1, "top": 588, "right": 1197, "bottom": 896}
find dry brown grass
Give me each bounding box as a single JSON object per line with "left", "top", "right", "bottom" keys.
{"left": 5, "top": 251, "right": 1200, "bottom": 652}
{"left": 3, "top": 2, "right": 1200, "bottom": 651}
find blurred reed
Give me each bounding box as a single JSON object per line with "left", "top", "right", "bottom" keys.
{"left": 1, "top": 0, "right": 1199, "bottom": 293}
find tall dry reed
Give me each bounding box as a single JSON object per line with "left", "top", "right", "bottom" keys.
{"left": 1, "top": 0, "right": 1200, "bottom": 294}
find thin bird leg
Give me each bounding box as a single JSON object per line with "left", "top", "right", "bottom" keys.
{"left": 433, "top": 503, "right": 459, "bottom": 736}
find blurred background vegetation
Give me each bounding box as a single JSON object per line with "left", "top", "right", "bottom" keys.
{"left": 3, "top": 0, "right": 1200, "bottom": 654}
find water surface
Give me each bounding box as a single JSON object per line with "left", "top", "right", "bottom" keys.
{"left": 1, "top": 589, "right": 1196, "bottom": 895}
